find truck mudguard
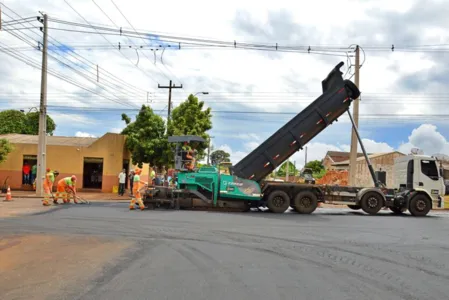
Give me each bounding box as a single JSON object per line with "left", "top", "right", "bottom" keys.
{"left": 231, "top": 61, "right": 361, "bottom": 182}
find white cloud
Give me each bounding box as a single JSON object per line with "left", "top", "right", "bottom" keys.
{"left": 75, "top": 131, "right": 97, "bottom": 138}
{"left": 340, "top": 139, "right": 394, "bottom": 153}
{"left": 398, "top": 124, "right": 449, "bottom": 155}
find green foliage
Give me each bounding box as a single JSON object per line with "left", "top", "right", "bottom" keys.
{"left": 276, "top": 161, "right": 298, "bottom": 177}
{"left": 0, "top": 110, "right": 26, "bottom": 134}
{"left": 313, "top": 169, "right": 327, "bottom": 179}
{"left": 210, "top": 149, "right": 231, "bottom": 165}
{"left": 167, "top": 94, "right": 212, "bottom": 159}
{"left": 0, "top": 110, "right": 56, "bottom": 135}
{"left": 0, "top": 138, "right": 14, "bottom": 163}
{"left": 121, "top": 105, "right": 168, "bottom": 168}
{"left": 305, "top": 160, "right": 325, "bottom": 174}
{"left": 23, "top": 111, "right": 56, "bottom": 135}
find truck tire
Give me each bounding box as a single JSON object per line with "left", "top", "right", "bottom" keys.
{"left": 266, "top": 190, "right": 290, "bottom": 213}
{"left": 348, "top": 205, "right": 361, "bottom": 210}
{"left": 360, "top": 192, "right": 383, "bottom": 215}
{"left": 409, "top": 194, "right": 431, "bottom": 217}
{"left": 293, "top": 191, "right": 318, "bottom": 214}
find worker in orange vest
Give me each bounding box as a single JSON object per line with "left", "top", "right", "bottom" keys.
{"left": 129, "top": 168, "right": 147, "bottom": 210}
{"left": 55, "top": 175, "right": 78, "bottom": 204}
{"left": 42, "top": 168, "right": 55, "bottom": 206}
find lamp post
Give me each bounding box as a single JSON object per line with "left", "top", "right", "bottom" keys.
{"left": 20, "top": 107, "right": 39, "bottom": 113}
{"left": 194, "top": 92, "right": 209, "bottom": 97}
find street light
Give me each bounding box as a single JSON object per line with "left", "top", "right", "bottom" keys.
{"left": 194, "top": 92, "right": 209, "bottom": 97}
{"left": 20, "top": 107, "right": 39, "bottom": 113}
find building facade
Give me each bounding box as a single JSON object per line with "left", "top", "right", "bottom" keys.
{"left": 331, "top": 151, "right": 406, "bottom": 187}
{"left": 0, "top": 133, "right": 150, "bottom": 192}
{"left": 322, "top": 151, "right": 364, "bottom": 170}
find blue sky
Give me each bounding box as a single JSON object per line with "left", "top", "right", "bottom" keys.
{"left": 1, "top": 0, "right": 449, "bottom": 168}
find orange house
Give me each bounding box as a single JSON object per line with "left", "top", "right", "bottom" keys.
{"left": 0, "top": 133, "right": 149, "bottom": 192}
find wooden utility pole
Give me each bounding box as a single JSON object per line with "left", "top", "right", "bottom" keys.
{"left": 349, "top": 45, "right": 360, "bottom": 186}
{"left": 36, "top": 13, "right": 48, "bottom": 196}
{"left": 158, "top": 80, "right": 183, "bottom": 122}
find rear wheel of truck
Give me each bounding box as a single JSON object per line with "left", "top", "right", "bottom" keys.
{"left": 409, "top": 194, "right": 431, "bottom": 217}
{"left": 360, "top": 192, "right": 383, "bottom": 215}
{"left": 347, "top": 205, "right": 361, "bottom": 210}
{"left": 266, "top": 190, "right": 290, "bottom": 213}
{"left": 293, "top": 191, "right": 318, "bottom": 214}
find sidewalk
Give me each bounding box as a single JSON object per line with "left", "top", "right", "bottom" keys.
{"left": 1, "top": 190, "right": 131, "bottom": 201}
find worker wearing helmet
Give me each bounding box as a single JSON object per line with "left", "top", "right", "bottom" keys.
{"left": 182, "top": 142, "right": 195, "bottom": 171}
{"left": 56, "top": 175, "right": 78, "bottom": 204}
{"left": 129, "top": 168, "right": 146, "bottom": 210}
{"left": 42, "top": 168, "right": 55, "bottom": 206}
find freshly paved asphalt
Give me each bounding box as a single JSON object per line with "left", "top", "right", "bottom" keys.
{"left": 1, "top": 203, "right": 449, "bottom": 300}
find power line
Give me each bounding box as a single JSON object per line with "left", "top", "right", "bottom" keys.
{"left": 0, "top": 5, "right": 149, "bottom": 107}
{"left": 62, "top": 0, "right": 161, "bottom": 87}
{"left": 0, "top": 12, "right": 138, "bottom": 108}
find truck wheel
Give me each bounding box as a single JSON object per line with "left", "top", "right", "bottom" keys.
{"left": 348, "top": 205, "right": 361, "bottom": 210}
{"left": 389, "top": 206, "right": 407, "bottom": 214}
{"left": 409, "top": 194, "right": 431, "bottom": 217}
{"left": 266, "top": 190, "right": 290, "bottom": 213}
{"left": 293, "top": 191, "right": 318, "bottom": 214}
{"left": 360, "top": 192, "right": 383, "bottom": 215}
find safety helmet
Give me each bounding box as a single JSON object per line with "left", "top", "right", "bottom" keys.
{"left": 71, "top": 175, "right": 77, "bottom": 181}
{"left": 46, "top": 168, "right": 51, "bottom": 172}
{"left": 135, "top": 168, "right": 141, "bottom": 174}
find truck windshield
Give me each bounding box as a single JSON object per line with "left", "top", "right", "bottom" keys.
{"left": 421, "top": 160, "right": 439, "bottom": 180}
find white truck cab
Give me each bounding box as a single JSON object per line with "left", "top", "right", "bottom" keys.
{"left": 394, "top": 155, "right": 445, "bottom": 208}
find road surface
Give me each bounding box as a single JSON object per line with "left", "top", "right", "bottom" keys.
{"left": 1, "top": 202, "right": 449, "bottom": 300}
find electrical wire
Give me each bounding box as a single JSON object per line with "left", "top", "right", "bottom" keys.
{"left": 0, "top": 5, "right": 151, "bottom": 105}
{"left": 62, "top": 0, "right": 161, "bottom": 86}
{"left": 0, "top": 11, "right": 139, "bottom": 108}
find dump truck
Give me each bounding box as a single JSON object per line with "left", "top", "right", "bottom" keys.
{"left": 143, "top": 61, "right": 445, "bottom": 216}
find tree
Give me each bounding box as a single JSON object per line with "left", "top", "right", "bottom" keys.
{"left": 304, "top": 160, "right": 324, "bottom": 174}
{"left": 167, "top": 94, "right": 212, "bottom": 160}
{"left": 121, "top": 105, "right": 168, "bottom": 168}
{"left": 23, "top": 111, "right": 56, "bottom": 135}
{"left": 0, "top": 139, "right": 14, "bottom": 164}
{"left": 210, "top": 150, "right": 231, "bottom": 166}
{"left": 276, "top": 161, "right": 298, "bottom": 177}
{"left": 0, "top": 110, "right": 56, "bottom": 135}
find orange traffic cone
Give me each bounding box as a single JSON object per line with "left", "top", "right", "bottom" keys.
{"left": 4, "top": 186, "right": 13, "bottom": 202}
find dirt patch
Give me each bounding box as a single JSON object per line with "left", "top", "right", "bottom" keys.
{"left": 0, "top": 234, "right": 133, "bottom": 300}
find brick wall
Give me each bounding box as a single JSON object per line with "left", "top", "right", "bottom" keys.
{"left": 355, "top": 153, "right": 405, "bottom": 187}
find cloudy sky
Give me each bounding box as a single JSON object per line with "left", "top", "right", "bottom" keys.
{"left": 1, "top": 0, "right": 449, "bottom": 169}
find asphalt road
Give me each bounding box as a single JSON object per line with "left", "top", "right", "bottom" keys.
{"left": 1, "top": 203, "right": 449, "bottom": 300}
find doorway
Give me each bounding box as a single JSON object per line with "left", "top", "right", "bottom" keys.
{"left": 83, "top": 157, "right": 103, "bottom": 189}
{"left": 22, "top": 155, "right": 37, "bottom": 185}
{"left": 123, "top": 159, "right": 130, "bottom": 189}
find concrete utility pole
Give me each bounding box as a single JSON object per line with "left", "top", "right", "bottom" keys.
{"left": 36, "top": 13, "right": 48, "bottom": 196}
{"left": 349, "top": 45, "right": 360, "bottom": 186}
{"left": 206, "top": 136, "right": 214, "bottom": 165}
{"left": 286, "top": 159, "right": 290, "bottom": 181}
{"left": 304, "top": 146, "right": 308, "bottom": 166}
{"left": 158, "top": 80, "right": 183, "bottom": 122}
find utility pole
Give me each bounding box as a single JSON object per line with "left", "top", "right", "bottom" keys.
{"left": 304, "top": 146, "right": 308, "bottom": 166}
{"left": 286, "top": 159, "right": 290, "bottom": 182}
{"left": 349, "top": 45, "right": 360, "bottom": 186}
{"left": 207, "top": 137, "right": 213, "bottom": 165}
{"left": 158, "top": 80, "right": 183, "bottom": 122}
{"left": 36, "top": 13, "right": 48, "bottom": 196}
